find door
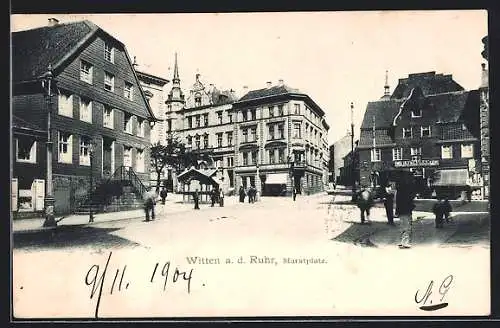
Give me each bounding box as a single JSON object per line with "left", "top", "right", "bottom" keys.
{"left": 103, "top": 138, "right": 114, "bottom": 177}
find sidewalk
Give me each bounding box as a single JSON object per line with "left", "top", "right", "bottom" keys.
{"left": 12, "top": 193, "right": 241, "bottom": 234}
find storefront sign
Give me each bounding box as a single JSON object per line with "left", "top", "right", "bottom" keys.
{"left": 394, "top": 159, "right": 439, "bottom": 168}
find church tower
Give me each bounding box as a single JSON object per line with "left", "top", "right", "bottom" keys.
{"left": 165, "top": 52, "right": 185, "bottom": 131}
{"left": 381, "top": 70, "right": 391, "bottom": 100}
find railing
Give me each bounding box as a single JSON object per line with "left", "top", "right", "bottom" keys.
{"left": 126, "top": 167, "right": 148, "bottom": 197}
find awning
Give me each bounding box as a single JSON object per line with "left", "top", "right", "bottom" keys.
{"left": 265, "top": 173, "right": 288, "bottom": 184}
{"left": 432, "top": 169, "right": 468, "bottom": 187}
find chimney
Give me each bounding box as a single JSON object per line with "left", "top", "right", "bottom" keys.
{"left": 278, "top": 79, "right": 284, "bottom": 86}
{"left": 243, "top": 85, "right": 248, "bottom": 94}
{"left": 48, "top": 18, "right": 59, "bottom": 27}
{"left": 132, "top": 56, "right": 138, "bottom": 68}
{"left": 266, "top": 81, "right": 272, "bottom": 88}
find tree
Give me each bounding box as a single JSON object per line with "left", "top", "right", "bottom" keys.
{"left": 150, "top": 134, "right": 186, "bottom": 192}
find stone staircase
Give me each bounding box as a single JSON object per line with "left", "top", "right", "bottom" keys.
{"left": 73, "top": 166, "right": 147, "bottom": 215}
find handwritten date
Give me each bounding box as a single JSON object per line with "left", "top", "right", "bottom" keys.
{"left": 84, "top": 251, "right": 194, "bottom": 318}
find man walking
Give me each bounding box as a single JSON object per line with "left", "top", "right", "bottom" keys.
{"left": 239, "top": 186, "right": 245, "bottom": 203}
{"left": 193, "top": 189, "right": 200, "bottom": 210}
{"left": 356, "top": 187, "right": 374, "bottom": 224}
{"left": 143, "top": 187, "right": 157, "bottom": 221}
{"left": 396, "top": 173, "right": 416, "bottom": 249}
{"left": 219, "top": 188, "right": 225, "bottom": 207}
{"left": 160, "top": 186, "right": 168, "bottom": 205}
{"left": 383, "top": 182, "right": 395, "bottom": 225}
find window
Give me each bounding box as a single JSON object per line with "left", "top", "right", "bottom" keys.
{"left": 228, "top": 111, "right": 233, "bottom": 123}
{"left": 462, "top": 123, "right": 467, "bottom": 131}
{"left": 461, "top": 143, "right": 474, "bottom": 158}
{"left": 136, "top": 149, "right": 145, "bottom": 173}
{"left": 58, "top": 132, "right": 73, "bottom": 164}
{"left": 195, "top": 115, "right": 200, "bottom": 127}
{"left": 269, "top": 106, "right": 274, "bottom": 117}
{"left": 411, "top": 147, "right": 422, "bottom": 156}
{"left": 252, "top": 150, "right": 258, "bottom": 165}
{"left": 188, "top": 117, "right": 193, "bottom": 129}
{"left": 278, "top": 104, "right": 284, "bottom": 116}
{"left": 227, "top": 156, "right": 234, "bottom": 167}
{"left": 123, "top": 146, "right": 132, "bottom": 167}
{"left": 79, "top": 97, "right": 92, "bottom": 123}
{"left": 242, "top": 110, "right": 248, "bottom": 121}
{"left": 187, "top": 136, "right": 192, "bottom": 146}
{"left": 392, "top": 148, "right": 403, "bottom": 161}
{"left": 79, "top": 136, "right": 91, "bottom": 166}
{"left": 278, "top": 124, "right": 284, "bottom": 139}
{"left": 217, "top": 133, "right": 223, "bottom": 147}
{"left": 195, "top": 135, "right": 201, "bottom": 149}
{"left": 203, "top": 134, "right": 209, "bottom": 148}
{"left": 166, "top": 119, "right": 172, "bottom": 132}
{"left": 137, "top": 118, "right": 145, "bottom": 137}
{"left": 421, "top": 126, "right": 431, "bottom": 137}
{"left": 268, "top": 124, "right": 274, "bottom": 140}
{"left": 242, "top": 152, "right": 249, "bottom": 166}
{"left": 242, "top": 128, "right": 248, "bottom": 143}
{"left": 227, "top": 132, "right": 233, "bottom": 146}
{"left": 167, "top": 104, "right": 172, "bottom": 112}
{"left": 104, "top": 43, "right": 114, "bottom": 63}
{"left": 411, "top": 108, "right": 422, "bottom": 118}
{"left": 269, "top": 149, "right": 276, "bottom": 164}
{"left": 403, "top": 127, "right": 412, "bottom": 138}
{"left": 195, "top": 94, "right": 201, "bottom": 107}
{"left": 217, "top": 111, "right": 223, "bottom": 124}
{"left": 203, "top": 113, "right": 209, "bottom": 126}
{"left": 104, "top": 71, "right": 115, "bottom": 92}
{"left": 58, "top": 90, "right": 73, "bottom": 117}
{"left": 16, "top": 137, "right": 36, "bottom": 163}
{"left": 371, "top": 148, "right": 381, "bottom": 162}
{"left": 294, "top": 103, "right": 300, "bottom": 115}
{"left": 293, "top": 122, "right": 301, "bottom": 138}
{"left": 441, "top": 145, "right": 453, "bottom": 159}
{"left": 124, "top": 113, "right": 133, "bottom": 134}
{"left": 251, "top": 109, "right": 256, "bottom": 120}
{"left": 251, "top": 127, "right": 257, "bottom": 142}
{"left": 124, "top": 82, "right": 133, "bottom": 100}
{"left": 80, "top": 61, "right": 93, "bottom": 84}
{"left": 278, "top": 148, "right": 285, "bottom": 163}
{"left": 103, "top": 106, "right": 114, "bottom": 129}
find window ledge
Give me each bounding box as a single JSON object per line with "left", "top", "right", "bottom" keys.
{"left": 16, "top": 159, "right": 37, "bottom": 164}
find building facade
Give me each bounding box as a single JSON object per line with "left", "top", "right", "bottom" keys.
{"left": 12, "top": 19, "right": 156, "bottom": 214}
{"left": 358, "top": 71, "right": 481, "bottom": 199}
{"left": 231, "top": 81, "right": 330, "bottom": 196}
{"left": 135, "top": 68, "right": 170, "bottom": 187}
{"left": 479, "top": 36, "right": 489, "bottom": 200}
{"left": 331, "top": 132, "right": 352, "bottom": 184}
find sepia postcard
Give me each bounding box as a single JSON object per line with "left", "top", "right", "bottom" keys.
{"left": 10, "top": 10, "right": 490, "bottom": 319}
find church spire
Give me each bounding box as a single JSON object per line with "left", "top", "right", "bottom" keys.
{"left": 173, "top": 52, "right": 180, "bottom": 82}
{"left": 384, "top": 70, "right": 390, "bottom": 96}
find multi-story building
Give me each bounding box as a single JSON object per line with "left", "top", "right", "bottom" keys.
{"left": 232, "top": 81, "right": 330, "bottom": 196}
{"left": 479, "top": 35, "right": 489, "bottom": 200}
{"left": 12, "top": 18, "right": 157, "bottom": 214}
{"left": 331, "top": 132, "right": 352, "bottom": 184}
{"left": 358, "top": 71, "right": 481, "bottom": 199}
{"left": 135, "top": 66, "right": 170, "bottom": 187}
{"left": 338, "top": 141, "right": 359, "bottom": 187}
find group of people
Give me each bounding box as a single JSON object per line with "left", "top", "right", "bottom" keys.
{"left": 354, "top": 173, "right": 455, "bottom": 249}
{"left": 210, "top": 187, "right": 225, "bottom": 207}
{"left": 142, "top": 186, "right": 168, "bottom": 222}
{"left": 239, "top": 185, "right": 258, "bottom": 203}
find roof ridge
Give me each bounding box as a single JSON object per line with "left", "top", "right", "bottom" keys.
{"left": 12, "top": 19, "right": 90, "bottom": 34}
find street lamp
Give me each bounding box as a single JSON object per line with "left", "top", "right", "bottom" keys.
{"left": 88, "top": 142, "right": 95, "bottom": 223}
{"left": 41, "top": 64, "right": 57, "bottom": 227}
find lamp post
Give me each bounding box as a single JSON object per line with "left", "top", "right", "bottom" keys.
{"left": 88, "top": 142, "right": 95, "bottom": 223}
{"left": 350, "top": 102, "right": 356, "bottom": 201}
{"left": 41, "top": 64, "right": 57, "bottom": 227}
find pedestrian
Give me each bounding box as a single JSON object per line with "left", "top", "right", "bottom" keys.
{"left": 433, "top": 198, "right": 445, "bottom": 228}
{"left": 356, "top": 187, "right": 374, "bottom": 224}
{"left": 160, "top": 187, "right": 168, "bottom": 205}
{"left": 219, "top": 188, "right": 224, "bottom": 207}
{"left": 443, "top": 197, "right": 452, "bottom": 223}
{"left": 239, "top": 186, "right": 245, "bottom": 203}
{"left": 383, "top": 182, "right": 395, "bottom": 225}
{"left": 248, "top": 186, "right": 255, "bottom": 203}
{"left": 395, "top": 173, "right": 416, "bottom": 249}
{"left": 143, "top": 187, "right": 157, "bottom": 221}
{"left": 292, "top": 187, "right": 297, "bottom": 201}
{"left": 210, "top": 187, "right": 217, "bottom": 207}
{"left": 193, "top": 189, "right": 200, "bottom": 210}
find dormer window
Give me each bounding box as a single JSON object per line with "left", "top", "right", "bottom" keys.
{"left": 411, "top": 108, "right": 422, "bottom": 118}
{"left": 195, "top": 93, "right": 202, "bottom": 107}
{"left": 104, "top": 43, "right": 114, "bottom": 63}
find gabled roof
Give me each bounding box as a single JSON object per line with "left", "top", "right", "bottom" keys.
{"left": 177, "top": 167, "right": 219, "bottom": 186}
{"left": 391, "top": 71, "right": 464, "bottom": 99}
{"left": 12, "top": 20, "right": 158, "bottom": 121}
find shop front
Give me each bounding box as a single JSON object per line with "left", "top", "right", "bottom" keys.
{"left": 393, "top": 158, "right": 440, "bottom": 198}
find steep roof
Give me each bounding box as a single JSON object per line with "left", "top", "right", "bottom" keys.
{"left": 238, "top": 84, "right": 300, "bottom": 102}
{"left": 391, "top": 71, "right": 464, "bottom": 99}
{"left": 12, "top": 20, "right": 158, "bottom": 121}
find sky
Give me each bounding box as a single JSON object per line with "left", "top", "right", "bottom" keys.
{"left": 11, "top": 11, "right": 488, "bottom": 145}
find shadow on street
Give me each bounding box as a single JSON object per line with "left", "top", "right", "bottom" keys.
{"left": 13, "top": 225, "right": 140, "bottom": 250}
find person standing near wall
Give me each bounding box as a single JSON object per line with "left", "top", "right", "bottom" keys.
{"left": 395, "top": 173, "right": 416, "bottom": 249}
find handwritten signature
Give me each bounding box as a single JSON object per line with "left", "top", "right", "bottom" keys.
{"left": 415, "top": 274, "right": 454, "bottom": 311}
{"left": 84, "top": 251, "right": 194, "bottom": 318}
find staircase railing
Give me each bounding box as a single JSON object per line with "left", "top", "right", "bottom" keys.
{"left": 126, "top": 166, "right": 148, "bottom": 197}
